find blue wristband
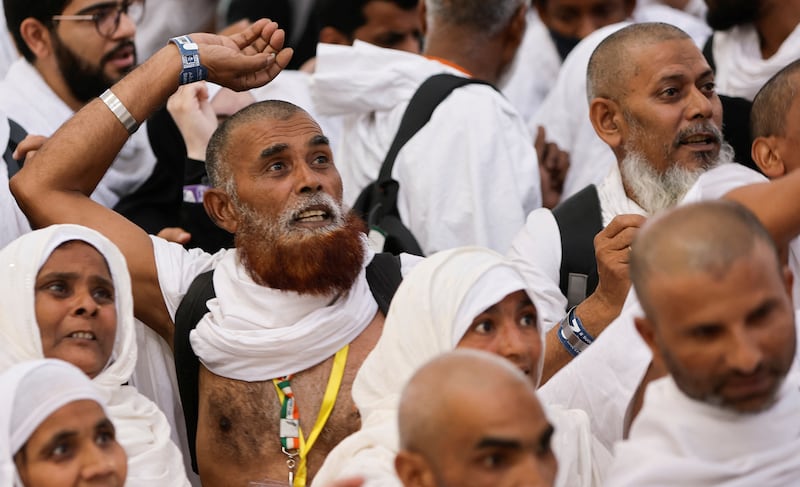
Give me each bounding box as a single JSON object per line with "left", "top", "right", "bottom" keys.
{"left": 169, "top": 35, "right": 208, "bottom": 85}
{"left": 558, "top": 306, "right": 594, "bottom": 357}
{"left": 566, "top": 306, "right": 594, "bottom": 345}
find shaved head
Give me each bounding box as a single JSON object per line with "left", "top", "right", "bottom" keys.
{"left": 630, "top": 200, "right": 795, "bottom": 413}
{"left": 751, "top": 59, "right": 800, "bottom": 139}
{"left": 396, "top": 350, "right": 557, "bottom": 487}
{"left": 630, "top": 200, "right": 779, "bottom": 319}
{"left": 587, "top": 22, "right": 692, "bottom": 102}
{"left": 206, "top": 100, "right": 311, "bottom": 193}
{"left": 398, "top": 350, "right": 537, "bottom": 453}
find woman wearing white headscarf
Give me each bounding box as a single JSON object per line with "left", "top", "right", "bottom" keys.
{"left": 0, "top": 224, "right": 190, "bottom": 486}
{"left": 313, "top": 247, "right": 610, "bottom": 487}
{"left": 0, "top": 359, "right": 127, "bottom": 486}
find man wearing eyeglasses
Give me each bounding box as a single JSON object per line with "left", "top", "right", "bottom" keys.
{"left": 0, "top": 1, "right": 171, "bottom": 235}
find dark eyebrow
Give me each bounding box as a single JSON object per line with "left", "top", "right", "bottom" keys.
{"left": 475, "top": 437, "right": 522, "bottom": 450}
{"left": 38, "top": 430, "right": 77, "bottom": 457}
{"left": 76, "top": 1, "right": 120, "bottom": 14}
{"left": 309, "top": 134, "right": 330, "bottom": 147}
{"left": 88, "top": 275, "right": 115, "bottom": 290}
{"left": 38, "top": 271, "right": 79, "bottom": 281}
{"left": 260, "top": 143, "right": 289, "bottom": 158}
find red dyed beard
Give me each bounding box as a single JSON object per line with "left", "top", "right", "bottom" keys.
{"left": 234, "top": 202, "right": 366, "bottom": 296}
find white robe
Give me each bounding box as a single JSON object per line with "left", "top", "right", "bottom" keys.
{"left": 0, "top": 59, "right": 156, "bottom": 209}
{"left": 310, "top": 41, "right": 541, "bottom": 255}
{"left": 539, "top": 163, "right": 800, "bottom": 451}
{"left": 712, "top": 22, "right": 800, "bottom": 101}
{"left": 0, "top": 112, "right": 31, "bottom": 249}
{"left": 499, "top": 11, "right": 562, "bottom": 124}
{"left": 606, "top": 375, "right": 800, "bottom": 486}
{"left": 508, "top": 163, "right": 647, "bottom": 333}
{"left": 313, "top": 247, "right": 609, "bottom": 487}
{"left": 0, "top": 225, "right": 190, "bottom": 486}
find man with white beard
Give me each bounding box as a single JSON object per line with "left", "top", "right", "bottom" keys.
{"left": 508, "top": 22, "right": 736, "bottom": 383}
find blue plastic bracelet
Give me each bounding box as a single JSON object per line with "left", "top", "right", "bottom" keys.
{"left": 169, "top": 35, "right": 208, "bottom": 85}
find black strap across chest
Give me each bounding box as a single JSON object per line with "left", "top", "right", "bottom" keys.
{"left": 173, "top": 252, "right": 403, "bottom": 472}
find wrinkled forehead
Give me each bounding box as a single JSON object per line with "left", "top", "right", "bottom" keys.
{"left": 628, "top": 37, "right": 708, "bottom": 83}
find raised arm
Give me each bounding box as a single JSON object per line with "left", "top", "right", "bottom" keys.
{"left": 724, "top": 167, "right": 800, "bottom": 253}
{"left": 10, "top": 19, "right": 292, "bottom": 346}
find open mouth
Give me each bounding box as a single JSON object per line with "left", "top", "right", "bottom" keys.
{"left": 293, "top": 205, "right": 333, "bottom": 224}
{"left": 67, "top": 331, "right": 96, "bottom": 340}
{"left": 105, "top": 43, "right": 136, "bottom": 70}
{"left": 683, "top": 134, "right": 715, "bottom": 144}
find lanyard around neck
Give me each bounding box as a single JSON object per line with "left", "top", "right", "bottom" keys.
{"left": 273, "top": 344, "right": 349, "bottom": 487}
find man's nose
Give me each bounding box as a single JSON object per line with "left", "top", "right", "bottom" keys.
{"left": 295, "top": 162, "right": 323, "bottom": 194}
{"left": 726, "top": 328, "right": 763, "bottom": 374}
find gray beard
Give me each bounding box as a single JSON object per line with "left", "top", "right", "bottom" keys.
{"left": 620, "top": 142, "right": 735, "bottom": 215}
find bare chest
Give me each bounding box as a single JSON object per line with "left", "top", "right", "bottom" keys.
{"left": 194, "top": 314, "right": 383, "bottom": 486}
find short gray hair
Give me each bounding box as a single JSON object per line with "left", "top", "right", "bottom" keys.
{"left": 425, "top": 0, "right": 529, "bottom": 37}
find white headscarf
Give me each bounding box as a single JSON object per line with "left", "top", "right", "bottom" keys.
{"left": 312, "top": 247, "right": 540, "bottom": 486}
{"left": 0, "top": 359, "right": 107, "bottom": 487}
{"left": 0, "top": 224, "right": 190, "bottom": 486}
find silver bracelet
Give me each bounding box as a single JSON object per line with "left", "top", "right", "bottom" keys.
{"left": 99, "top": 89, "right": 139, "bottom": 135}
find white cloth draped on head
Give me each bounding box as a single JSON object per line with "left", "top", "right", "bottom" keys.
{"left": 0, "top": 359, "right": 106, "bottom": 487}
{"left": 0, "top": 224, "right": 190, "bottom": 486}
{"left": 312, "top": 247, "right": 540, "bottom": 486}
{"left": 713, "top": 23, "right": 800, "bottom": 101}
{"left": 606, "top": 374, "right": 800, "bottom": 486}
{"left": 189, "top": 241, "right": 379, "bottom": 381}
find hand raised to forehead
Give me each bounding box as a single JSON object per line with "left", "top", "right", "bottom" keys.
{"left": 190, "top": 19, "right": 294, "bottom": 92}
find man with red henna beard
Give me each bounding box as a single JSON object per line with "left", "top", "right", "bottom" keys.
{"left": 10, "top": 19, "right": 420, "bottom": 486}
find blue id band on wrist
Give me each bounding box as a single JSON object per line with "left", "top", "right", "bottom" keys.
{"left": 170, "top": 35, "right": 208, "bottom": 85}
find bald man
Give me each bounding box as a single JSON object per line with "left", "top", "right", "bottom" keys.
{"left": 510, "top": 22, "right": 732, "bottom": 383}
{"left": 750, "top": 59, "right": 800, "bottom": 179}
{"left": 395, "top": 350, "right": 558, "bottom": 487}
{"left": 606, "top": 200, "right": 800, "bottom": 485}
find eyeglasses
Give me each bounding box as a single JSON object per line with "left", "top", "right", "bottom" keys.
{"left": 51, "top": 0, "right": 145, "bottom": 38}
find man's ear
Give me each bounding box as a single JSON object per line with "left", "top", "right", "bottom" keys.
{"left": 19, "top": 18, "right": 53, "bottom": 59}
{"left": 203, "top": 187, "right": 239, "bottom": 234}
{"left": 634, "top": 315, "right": 660, "bottom": 361}
{"left": 751, "top": 136, "right": 787, "bottom": 179}
{"left": 318, "top": 26, "right": 351, "bottom": 46}
{"left": 395, "top": 450, "right": 436, "bottom": 487}
{"left": 590, "top": 97, "right": 624, "bottom": 150}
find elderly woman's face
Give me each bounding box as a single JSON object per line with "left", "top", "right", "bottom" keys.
{"left": 14, "top": 399, "right": 127, "bottom": 487}
{"left": 457, "top": 290, "right": 542, "bottom": 384}
{"left": 34, "top": 241, "right": 117, "bottom": 378}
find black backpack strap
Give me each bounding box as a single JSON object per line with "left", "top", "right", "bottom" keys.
{"left": 365, "top": 252, "right": 403, "bottom": 315}
{"left": 4, "top": 118, "right": 27, "bottom": 178}
{"left": 362, "top": 74, "right": 494, "bottom": 256}
{"left": 551, "top": 185, "right": 603, "bottom": 309}
{"left": 173, "top": 269, "right": 216, "bottom": 473}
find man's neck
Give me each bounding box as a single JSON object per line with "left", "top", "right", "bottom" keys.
{"left": 754, "top": 1, "right": 800, "bottom": 59}
{"left": 423, "top": 29, "right": 504, "bottom": 84}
